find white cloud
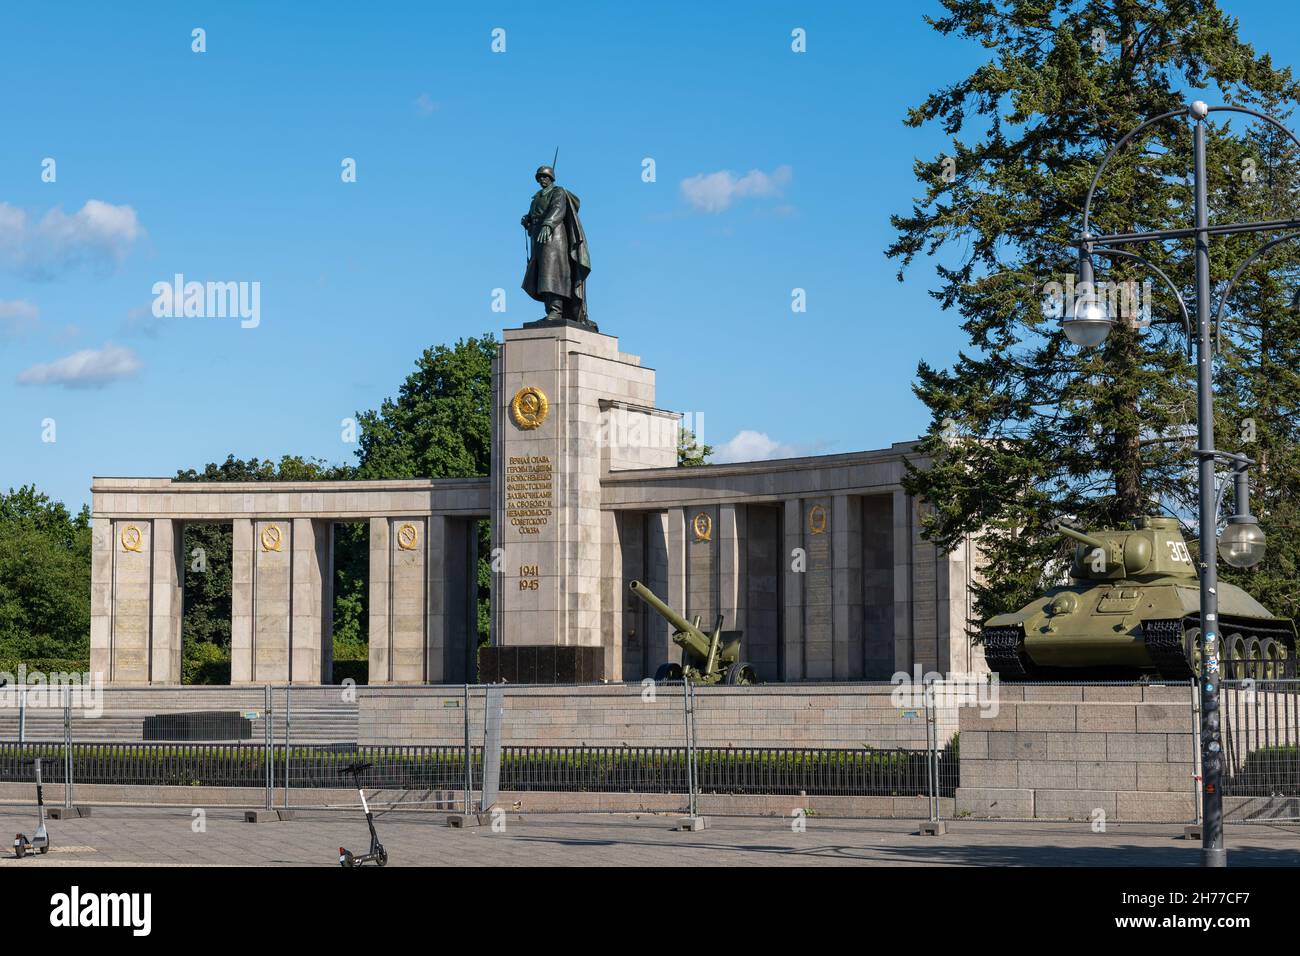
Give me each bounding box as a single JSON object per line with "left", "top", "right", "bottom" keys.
{"left": 680, "top": 165, "right": 792, "bottom": 213}
{"left": 712, "top": 429, "right": 833, "bottom": 463}
{"left": 414, "top": 93, "right": 440, "bottom": 117}
{"left": 0, "top": 200, "right": 143, "bottom": 279}
{"left": 17, "top": 343, "right": 142, "bottom": 389}
{"left": 713, "top": 430, "right": 797, "bottom": 463}
{"left": 0, "top": 299, "right": 40, "bottom": 338}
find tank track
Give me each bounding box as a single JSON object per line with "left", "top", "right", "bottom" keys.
{"left": 1143, "top": 615, "right": 1298, "bottom": 679}
{"left": 982, "top": 626, "right": 1028, "bottom": 678}
{"left": 1142, "top": 618, "right": 1193, "bottom": 680}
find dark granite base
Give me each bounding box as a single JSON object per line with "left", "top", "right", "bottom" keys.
{"left": 143, "top": 711, "right": 253, "bottom": 741}
{"left": 478, "top": 646, "right": 605, "bottom": 684}
{"left": 520, "top": 316, "right": 600, "bottom": 333}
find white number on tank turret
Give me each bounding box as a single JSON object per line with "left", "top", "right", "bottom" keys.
{"left": 1166, "top": 541, "right": 1192, "bottom": 563}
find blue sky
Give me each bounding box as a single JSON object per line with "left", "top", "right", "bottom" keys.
{"left": 1, "top": 1, "right": 1294, "bottom": 510}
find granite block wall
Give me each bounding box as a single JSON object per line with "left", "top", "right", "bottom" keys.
{"left": 956, "top": 685, "right": 1199, "bottom": 822}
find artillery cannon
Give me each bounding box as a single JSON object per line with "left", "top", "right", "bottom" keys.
{"left": 628, "top": 580, "right": 758, "bottom": 685}
{"left": 982, "top": 515, "right": 1297, "bottom": 680}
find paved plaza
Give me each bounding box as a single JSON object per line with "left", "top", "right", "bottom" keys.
{"left": 1, "top": 806, "right": 1298, "bottom": 867}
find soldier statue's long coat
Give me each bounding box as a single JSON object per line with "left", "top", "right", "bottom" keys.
{"left": 522, "top": 184, "right": 591, "bottom": 315}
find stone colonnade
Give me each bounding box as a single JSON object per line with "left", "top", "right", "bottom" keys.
{"left": 90, "top": 480, "right": 488, "bottom": 685}
{"left": 600, "top": 454, "right": 980, "bottom": 683}
{"left": 90, "top": 324, "right": 982, "bottom": 686}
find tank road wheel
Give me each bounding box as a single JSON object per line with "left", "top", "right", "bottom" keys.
{"left": 1184, "top": 627, "right": 1204, "bottom": 677}
{"left": 724, "top": 662, "right": 758, "bottom": 686}
{"left": 1248, "top": 638, "right": 1264, "bottom": 680}
{"left": 653, "top": 663, "right": 684, "bottom": 683}
{"left": 1261, "top": 639, "right": 1281, "bottom": 681}
{"left": 1227, "top": 634, "right": 1247, "bottom": 681}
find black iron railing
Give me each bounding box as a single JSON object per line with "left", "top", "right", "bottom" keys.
{"left": 0, "top": 742, "right": 951, "bottom": 796}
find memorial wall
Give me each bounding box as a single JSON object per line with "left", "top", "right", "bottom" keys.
{"left": 89, "top": 323, "right": 982, "bottom": 685}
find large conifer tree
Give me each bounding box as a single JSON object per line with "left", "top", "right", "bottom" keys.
{"left": 889, "top": 0, "right": 1300, "bottom": 632}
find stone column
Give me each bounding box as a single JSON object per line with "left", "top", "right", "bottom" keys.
{"left": 892, "top": 489, "right": 914, "bottom": 674}
{"left": 426, "top": 514, "right": 448, "bottom": 683}
{"left": 390, "top": 517, "right": 428, "bottom": 682}
{"left": 89, "top": 517, "right": 114, "bottom": 682}
{"left": 599, "top": 509, "right": 624, "bottom": 681}
{"left": 718, "top": 504, "right": 743, "bottom": 637}
{"left": 911, "top": 502, "right": 939, "bottom": 672}
{"left": 149, "top": 519, "right": 184, "bottom": 684}
{"left": 937, "top": 534, "right": 984, "bottom": 675}
{"left": 290, "top": 518, "right": 331, "bottom": 684}
{"left": 781, "top": 500, "right": 804, "bottom": 680}
{"left": 686, "top": 505, "right": 718, "bottom": 631}
{"left": 367, "top": 517, "right": 391, "bottom": 683}
{"left": 251, "top": 520, "right": 292, "bottom": 682}
{"left": 802, "top": 498, "right": 834, "bottom": 679}
{"left": 665, "top": 506, "right": 687, "bottom": 667}
{"left": 114, "top": 518, "right": 152, "bottom": 683}
{"left": 92, "top": 518, "right": 156, "bottom": 684}
{"left": 230, "top": 518, "right": 254, "bottom": 683}
{"left": 369, "top": 517, "right": 429, "bottom": 684}
{"left": 642, "top": 510, "right": 672, "bottom": 672}
{"left": 831, "top": 495, "right": 864, "bottom": 680}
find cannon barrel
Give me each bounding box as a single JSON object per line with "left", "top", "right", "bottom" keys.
{"left": 1056, "top": 524, "right": 1108, "bottom": 551}
{"left": 629, "top": 580, "right": 692, "bottom": 633}
{"left": 629, "top": 580, "right": 711, "bottom": 660}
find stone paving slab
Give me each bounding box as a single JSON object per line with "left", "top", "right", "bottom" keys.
{"left": 0, "top": 807, "right": 1298, "bottom": 867}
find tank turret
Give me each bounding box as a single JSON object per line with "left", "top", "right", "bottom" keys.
{"left": 1057, "top": 516, "right": 1196, "bottom": 583}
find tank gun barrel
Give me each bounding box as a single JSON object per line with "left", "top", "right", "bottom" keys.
{"left": 1056, "top": 523, "right": 1107, "bottom": 551}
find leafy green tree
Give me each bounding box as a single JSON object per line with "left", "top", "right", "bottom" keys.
{"left": 175, "top": 456, "right": 359, "bottom": 682}
{"left": 354, "top": 335, "right": 498, "bottom": 646}
{"left": 889, "top": 0, "right": 1300, "bottom": 632}
{"left": 355, "top": 336, "right": 496, "bottom": 480}
{"left": 0, "top": 486, "right": 91, "bottom": 661}
{"left": 677, "top": 427, "right": 713, "bottom": 467}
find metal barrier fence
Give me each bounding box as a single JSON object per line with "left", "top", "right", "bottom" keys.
{"left": 0, "top": 679, "right": 1292, "bottom": 823}
{"left": 1221, "top": 679, "right": 1300, "bottom": 819}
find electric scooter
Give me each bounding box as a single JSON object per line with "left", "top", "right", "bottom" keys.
{"left": 13, "top": 757, "right": 50, "bottom": 859}
{"left": 338, "top": 760, "right": 387, "bottom": 868}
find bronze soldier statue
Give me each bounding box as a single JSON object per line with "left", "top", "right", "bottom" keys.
{"left": 521, "top": 164, "right": 594, "bottom": 329}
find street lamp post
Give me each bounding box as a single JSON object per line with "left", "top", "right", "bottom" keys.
{"left": 1066, "top": 101, "right": 1300, "bottom": 868}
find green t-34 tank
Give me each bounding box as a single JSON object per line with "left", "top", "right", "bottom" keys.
{"left": 982, "top": 516, "right": 1296, "bottom": 680}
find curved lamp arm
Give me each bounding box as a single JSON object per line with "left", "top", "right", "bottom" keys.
{"left": 1087, "top": 245, "right": 1193, "bottom": 356}
{"left": 1082, "top": 104, "right": 1300, "bottom": 241}
{"left": 1210, "top": 231, "right": 1300, "bottom": 353}
{"left": 1081, "top": 108, "right": 1186, "bottom": 238}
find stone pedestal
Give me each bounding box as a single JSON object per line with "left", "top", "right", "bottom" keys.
{"left": 488, "top": 323, "right": 675, "bottom": 680}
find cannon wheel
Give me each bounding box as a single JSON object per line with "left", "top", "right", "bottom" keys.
{"left": 724, "top": 662, "right": 758, "bottom": 685}
{"left": 653, "top": 662, "right": 683, "bottom": 682}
